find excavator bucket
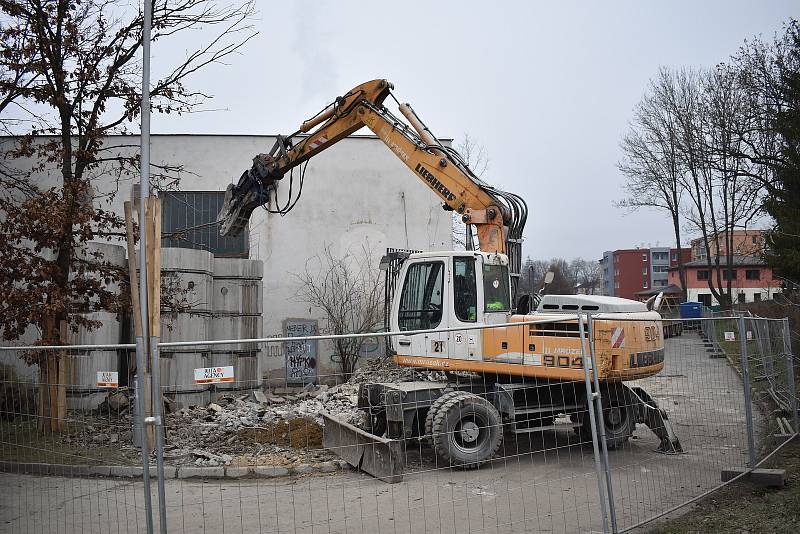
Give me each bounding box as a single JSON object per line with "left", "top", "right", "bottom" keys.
{"left": 630, "top": 386, "right": 683, "bottom": 454}
{"left": 322, "top": 412, "right": 405, "bottom": 483}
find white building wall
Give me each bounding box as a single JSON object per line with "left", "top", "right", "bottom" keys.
{"left": 1, "top": 134, "right": 453, "bottom": 379}
{"left": 687, "top": 287, "right": 782, "bottom": 306}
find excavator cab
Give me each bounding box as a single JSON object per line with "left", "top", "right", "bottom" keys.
{"left": 388, "top": 251, "right": 512, "bottom": 363}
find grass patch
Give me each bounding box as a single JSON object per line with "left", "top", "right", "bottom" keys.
{"left": 646, "top": 441, "right": 800, "bottom": 533}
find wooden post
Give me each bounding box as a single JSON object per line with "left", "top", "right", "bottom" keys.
{"left": 124, "top": 201, "right": 142, "bottom": 382}
{"left": 146, "top": 196, "right": 162, "bottom": 339}
{"left": 144, "top": 196, "right": 162, "bottom": 450}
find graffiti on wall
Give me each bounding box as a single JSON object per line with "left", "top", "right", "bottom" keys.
{"left": 283, "top": 319, "right": 318, "bottom": 385}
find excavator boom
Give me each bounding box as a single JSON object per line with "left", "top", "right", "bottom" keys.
{"left": 217, "top": 79, "right": 527, "bottom": 295}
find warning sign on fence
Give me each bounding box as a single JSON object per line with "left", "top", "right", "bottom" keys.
{"left": 96, "top": 371, "right": 118, "bottom": 388}
{"left": 724, "top": 331, "right": 735, "bottom": 341}
{"left": 193, "top": 366, "right": 235, "bottom": 384}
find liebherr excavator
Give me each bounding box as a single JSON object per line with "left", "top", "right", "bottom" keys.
{"left": 218, "top": 79, "right": 682, "bottom": 482}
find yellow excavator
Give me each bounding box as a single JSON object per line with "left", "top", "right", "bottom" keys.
{"left": 219, "top": 79, "right": 682, "bottom": 482}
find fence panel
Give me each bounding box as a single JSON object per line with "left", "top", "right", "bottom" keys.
{"left": 603, "top": 316, "right": 798, "bottom": 532}
{"left": 1, "top": 345, "right": 151, "bottom": 533}
{"left": 1, "top": 314, "right": 797, "bottom": 533}
{"left": 146, "top": 316, "right": 609, "bottom": 533}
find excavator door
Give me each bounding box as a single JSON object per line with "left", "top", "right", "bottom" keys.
{"left": 392, "top": 256, "right": 451, "bottom": 360}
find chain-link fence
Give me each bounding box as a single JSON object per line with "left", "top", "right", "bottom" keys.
{"left": 1, "top": 315, "right": 797, "bottom": 533}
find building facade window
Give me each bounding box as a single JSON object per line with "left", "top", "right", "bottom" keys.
{"left": 723, "top": 269, "right": 737, "bottom": 281}
{"left": 161, "top": 191, "right": 248, "bottom": 257}
{"left": 738, "top": 292, "right": 746, "bottom": 304}
{"left": 642, "top": 254, "right": 648, "bottom": 261}
{"left": 697, "top": 270, "right": 709, "bottom": 281}
{"left": 642, "top": 267, "right": 647, "bottom": 275}
{"left": 745, "top": 269, "right": 761, "bottom": 280}
{"left": 643, "top": 281, "right": 648, "bottom": 288}
{"left": 754, "top": 293, "right": 762, "bottom": 302}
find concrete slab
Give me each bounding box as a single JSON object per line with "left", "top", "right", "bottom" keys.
{"left": 177, "top": 466, "right": 225, "bottom": 479}
{"left": 251, "top": 466, "right": 289, "bottom": 478}
{"left": 721, "top": 467, "right": 786, "bottom": 487}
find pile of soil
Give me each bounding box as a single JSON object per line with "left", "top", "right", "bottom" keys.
{"left": 238, "top": 417, "right": 323, "bottom": 449}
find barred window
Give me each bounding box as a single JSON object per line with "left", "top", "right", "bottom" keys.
{"left": 161, "top": 191, "right": 248, "bottom": 257}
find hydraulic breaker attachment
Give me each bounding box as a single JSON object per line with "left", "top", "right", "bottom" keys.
{"left": 321, "top": 412, "right": 405, "bottom": 483}
{"left": 630, "top": 386, "right": 683, "bottom": 454}
{"left": 218, "top": 170, "right": 271, "bottom": 238}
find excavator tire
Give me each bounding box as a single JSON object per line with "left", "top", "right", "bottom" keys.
{"left": 578, "top": 385, "right": 634, "bottom": 449}
{"left": 424, "top": 390, "right": 471, "bottom": 444}
{"left": 429, "top": 391, "right": 503, "bottom": 469}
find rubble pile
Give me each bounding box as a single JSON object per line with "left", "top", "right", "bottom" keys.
{"left": 347, "top": 356, "right": 448, "bottom": 384}
{"left": 58, "top": 357, "right": 446, "bottom": 468}
{"left": 161, "top": 357, "right": 446, "bottom": 466}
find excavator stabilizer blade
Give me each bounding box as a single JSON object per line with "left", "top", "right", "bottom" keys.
{"left": 322, "top": 412, "right": 404, "bottom": 483}
{"left": 630, "top": 386, "right": 683, "bottom": 454}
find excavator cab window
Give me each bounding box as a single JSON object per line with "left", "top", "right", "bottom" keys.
{"left": 453, "top": 257, "right": 477, "bottom": 322}
{"left": 398, "top": 261, "right": 444, "bottom": 331}
{"left": 483, "top": 264, "right": 511, "bottom": 312}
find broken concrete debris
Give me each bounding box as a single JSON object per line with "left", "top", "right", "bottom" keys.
{"left": 54, "top": 358, "right": 446, "bottom": 470}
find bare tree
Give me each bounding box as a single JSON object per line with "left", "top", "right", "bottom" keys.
{"left": 294, "top": 245, "right": 385, "bottom": 377}
{"left": 519, "top": 257, "right": 550, "bottom": 294}
{"left": 670, "top": 66, "right": 765, "bottom": 308}
{"left": 452, "top": 133, "right": 490, "bottom": 250}
{"left": 575, "top": 259, "right": 602, "bottom": 295}
{"left": 618, "top": 67, "right": 688, "bottom": 301}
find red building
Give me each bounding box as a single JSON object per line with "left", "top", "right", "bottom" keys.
{"left": 600, "top": 247, "right": 691, "bottom": 300}
{"left": 668, "top": 256, "right": 781, "bottom": 306}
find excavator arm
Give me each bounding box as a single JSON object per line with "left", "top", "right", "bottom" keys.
{"left": 218, "top": 79, "right": 527, "bottom": 293}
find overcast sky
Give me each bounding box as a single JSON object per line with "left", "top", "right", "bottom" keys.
{"left": 149, "top": 0, "right": 797, "bottom": 261}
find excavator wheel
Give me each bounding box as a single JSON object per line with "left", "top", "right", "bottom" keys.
{"left": 429, "top": 391, "right": 503, "bottom": 469}
{"left": 577, "top": 385, "right": 635, "bottom": 449}
{"left": 424, "top": 390, "right": 471, "bottom": 444}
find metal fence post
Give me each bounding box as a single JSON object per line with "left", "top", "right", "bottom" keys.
{"left": 586, "top": 314, "right": 618, "bottom": 533}
{"left": 134, "top": 337, "right": 154, "bottom": 534}
{"left": 150, "top": 338, "right": 168, "bottom": 534}
{"left": 578, "top": 313, "right": 611, "bottom": 534}
{"left": 782, "top": 318, "right": 798, "bottom": 433}
{"left": 737, "top": 315, "right": 757, "bottom": 466}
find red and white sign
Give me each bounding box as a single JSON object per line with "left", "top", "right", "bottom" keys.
{"left": 194, "top": 366, "right": 235, "bottom": 384}
{"left": 610, "top": 327, "right": 625, "bottom": 349}
{"left": 307, "top": 135, "right": 328, "bottom": 151}
{"left": 96, "top": 371, "right": 119, "bottom": 388}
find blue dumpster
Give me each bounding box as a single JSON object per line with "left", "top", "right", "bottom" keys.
{"left": 679, "top": 301, "right": 702, "bottom": 319}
